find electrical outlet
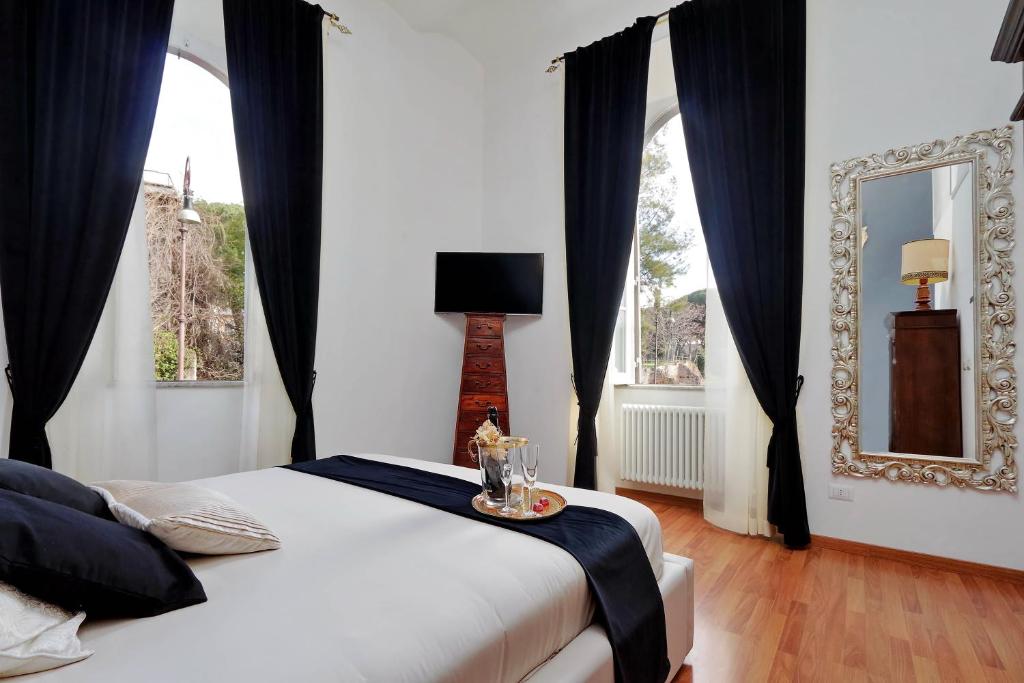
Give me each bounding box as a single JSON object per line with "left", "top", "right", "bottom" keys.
{"left": 828, "top": 483, "right": 854, "bottom": 501}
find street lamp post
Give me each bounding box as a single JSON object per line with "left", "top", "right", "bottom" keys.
{"left": 176, "top": 157, "right": 201, "bottom": 381}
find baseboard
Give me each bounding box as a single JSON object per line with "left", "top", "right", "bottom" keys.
{"left": 812, "top": 534, "right": 1024, "bottom": 584}
{"left": 616, "top": 487, "right": 703, "bottom": 509}
{"left": 617, "top": 487, "right": 1024, "bottom": 583}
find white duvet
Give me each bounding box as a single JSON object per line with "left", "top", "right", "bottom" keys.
{"left": 26, "top": 454, "right": 664, "bottom": 682}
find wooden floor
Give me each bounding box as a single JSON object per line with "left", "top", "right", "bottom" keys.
{"left": 620, "top": 491, "right": 1024, "bottom": 682}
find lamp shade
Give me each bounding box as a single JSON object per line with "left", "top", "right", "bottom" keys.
{"left": 177, "top": 193, "right": 201, "bottom": 225}
{"left": 900, "top": 238, "right": 949, "bottom": 285}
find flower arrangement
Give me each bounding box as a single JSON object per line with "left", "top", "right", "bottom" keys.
{"left": 473, "top": 419, "right": 502, "bottom": 447}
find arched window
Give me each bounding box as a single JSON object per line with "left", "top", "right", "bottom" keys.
{"left": 612, "top": 111, "right": 708, "bottom": 386}
{"left": 143, "top": 53, "right": 245, "bottom": 382}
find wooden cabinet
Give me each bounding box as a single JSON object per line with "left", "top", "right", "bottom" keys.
{"left": 888, "top": 309, "right": 963, "bottom": 457}
{"left": 452, "top": 314, "right": 510, "bottom": 467}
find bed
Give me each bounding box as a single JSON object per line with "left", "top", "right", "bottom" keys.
{"left": 25, "top": 454, "right": 694, "bottom": 682}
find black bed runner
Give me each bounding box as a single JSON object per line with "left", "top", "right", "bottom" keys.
{"left": 285, "top": 455, "right": 669, "bottom": 683}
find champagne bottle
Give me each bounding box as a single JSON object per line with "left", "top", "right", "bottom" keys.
{"left": 487, "top": 406, "right": 500, "bottom": 433}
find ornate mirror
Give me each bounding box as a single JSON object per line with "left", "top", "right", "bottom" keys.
{"left": 830, "top": 127, "right": 1017, "bottom": 491}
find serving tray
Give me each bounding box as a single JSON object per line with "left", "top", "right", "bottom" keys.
{"left": 471, "top": 486, "right": 566, "bottom": 522}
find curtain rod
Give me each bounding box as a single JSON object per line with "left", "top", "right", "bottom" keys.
{"left": 322, "top": 8, "right": 352, "bottom": 35}
{"left": 545, "top": 10, "right": 669, "bottom": 72}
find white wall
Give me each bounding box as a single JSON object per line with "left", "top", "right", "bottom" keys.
{"left": 156, "top": 385, "right": 243, "bottom": 481}
{"left": 456, "top": 0, "right": 1024, "bottom": 568}
{"left": 146, "top": 0, "right": 485, "bottom": 476}
{"left": 474, "top": 1, "right": 676, "bottom": 485}
{"left": 801, "top": 0, "right": 1024, "bottom": 569}
{"left": 312, "top": 1, "right": 483, "bottom": 462}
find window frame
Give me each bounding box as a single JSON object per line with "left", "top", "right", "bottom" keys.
{"left": 610, "top": 244, "right": 637, "bottom": 385}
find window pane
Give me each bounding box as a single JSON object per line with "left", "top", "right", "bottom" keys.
{"left": 636, "top": 114, "right": 707, "bottom": 386}
{"left": 144, "top": 55, "right": 245, "bottom": 382}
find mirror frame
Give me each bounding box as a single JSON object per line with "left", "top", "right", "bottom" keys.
{"left": 829, "top": 126, "right": 1017, "bottom": 492}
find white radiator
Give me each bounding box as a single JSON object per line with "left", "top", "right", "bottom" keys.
{"left": 620, "top": 404, "right": 705, "bottom": 489}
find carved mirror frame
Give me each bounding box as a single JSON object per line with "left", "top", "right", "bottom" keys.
{"left": 830, "top": 126, "right": 1017, "bottom": 492}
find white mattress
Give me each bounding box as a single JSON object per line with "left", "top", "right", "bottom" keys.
{"left": 27, "top": 454, "right": 667, "bottom": 682}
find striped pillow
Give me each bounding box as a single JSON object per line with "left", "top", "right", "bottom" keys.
{"left": 90, "top": 481, "right": 280, "bottom": 555}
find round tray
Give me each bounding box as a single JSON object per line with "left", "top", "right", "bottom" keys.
{"left": 471, "top": 486, "right": 566, "bottom": 522}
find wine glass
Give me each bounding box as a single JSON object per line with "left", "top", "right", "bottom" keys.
{"left": 521, "top": 445, "right": 540, "bottom": 516}
{"left": 499, "top": 452, "right": 516, "bottom": 516}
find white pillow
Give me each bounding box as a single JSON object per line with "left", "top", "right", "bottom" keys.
{"left": 0, "top": 582, "right": 93, "bottom": 678}
{"left": 90, "top": 480, "right": 281, "bottom": 555}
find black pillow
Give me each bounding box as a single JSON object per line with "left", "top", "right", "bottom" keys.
{"left": 0, "top": 489, "right": 207, "bottom": 618}
{"left": 0, "top": 458, "right": 112, "bottom": 519}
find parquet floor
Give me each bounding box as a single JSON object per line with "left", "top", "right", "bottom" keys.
{"left": 619, "top": 490, "right": 1024, "bottom": 683}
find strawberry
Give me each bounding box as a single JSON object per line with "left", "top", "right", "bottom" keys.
{"left": 532, "top": 502, "right": 545, "bottom": 513}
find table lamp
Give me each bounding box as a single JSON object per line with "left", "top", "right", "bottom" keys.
{"left": 900, "top": 238, "right": 949, "bottom": 311}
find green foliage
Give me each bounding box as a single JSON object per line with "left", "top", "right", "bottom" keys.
{"left": 153, "top": 330, "right": 200, "bottom": 380}
{"left": 153, "top": 330, "right": 178, "bottom": 381}
{"left": 681, "top": 288, "right": 706, "bottom": 307}
{"left": 196, "top": 200, "right": 246, "bottom": 316}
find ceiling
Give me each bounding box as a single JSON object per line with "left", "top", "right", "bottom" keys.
{"left": 379, "top": 0, "right": 677, "bottom": 68}
{"left": 380, "top": 0, "right": 494, "bottom": 35}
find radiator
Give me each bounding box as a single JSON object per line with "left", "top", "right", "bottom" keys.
{"left": 620, "top": 404, "right": 705, "bottom": 489}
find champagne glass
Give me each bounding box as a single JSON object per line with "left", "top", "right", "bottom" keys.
{"left": 499, "top": 451, "right": 516, "bottom": 516}
{"left": 521, "top": 444, "right": 540, "bottom": 516}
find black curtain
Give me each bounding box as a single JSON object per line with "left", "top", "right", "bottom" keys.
{"left": 224, "top": 0, "right": 324, "bottom": 463}
{"left": 669, "top": 0, "right": 809, "bottom": 547}
{"left": 565, "top": 17, "right": 657, "bottom": 490}
{"left": 0, "top": 0, "right": 173, "bottom": 468}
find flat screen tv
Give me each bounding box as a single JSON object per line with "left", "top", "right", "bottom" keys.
{"left": 434, "top": 252, "right": 544, "bottom": 315}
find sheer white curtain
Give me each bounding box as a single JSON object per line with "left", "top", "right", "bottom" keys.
{"left": 702, "top": 276, "right": 773, "bottom": 537}
{"left": 47, "top": 188, "right": 158, "bottom": 482}
{"left": 238, "top": 244, "right": 293, "bottom": 471}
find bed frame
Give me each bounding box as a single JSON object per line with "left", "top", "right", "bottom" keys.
{"left": 526, "top": 554, "right": 694, "bottom": 682}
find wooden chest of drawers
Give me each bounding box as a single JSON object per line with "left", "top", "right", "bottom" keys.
{"left": 888, "top": 309, "right": 963, "bottom": 457}
{"left": 452, "top": 314, "right": 510, "bottom": 467}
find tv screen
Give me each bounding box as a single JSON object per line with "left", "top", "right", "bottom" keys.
{"left": 434, "top": 252, "right": 544, "bottom": 315}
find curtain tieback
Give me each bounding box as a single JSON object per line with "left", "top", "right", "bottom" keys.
{"left": 792, "top": 374, "right": 804, "bottom": 410}
{"left": 4, "top": 365, "right": 12, "bottom": 394}
{"left": 305, "top": 369, "right": 317, "bottom": 404}
{"left": 767, "top": 375, "right": 805, "bottom": 469}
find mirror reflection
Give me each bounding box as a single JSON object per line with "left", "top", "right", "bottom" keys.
{"left": 859, "top": 162, "right": 976, "bottom": 460}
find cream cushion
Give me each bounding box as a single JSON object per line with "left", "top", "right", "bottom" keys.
{"left": 0, "top": 582, "right": 92, "bottom": 678}
{"left": 90, "top": 480, "right": 280, "bottom": 555}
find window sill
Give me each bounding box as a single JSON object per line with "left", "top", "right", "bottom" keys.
{"left": 155, "top": 380, "right": 244, "bottom": 389}
{"left": 616, "top": 383, "right": 705, "bottom": 391}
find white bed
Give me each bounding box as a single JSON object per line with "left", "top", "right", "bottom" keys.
{"left": 26, "top": 454, "right": 694, "bottom": 682}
